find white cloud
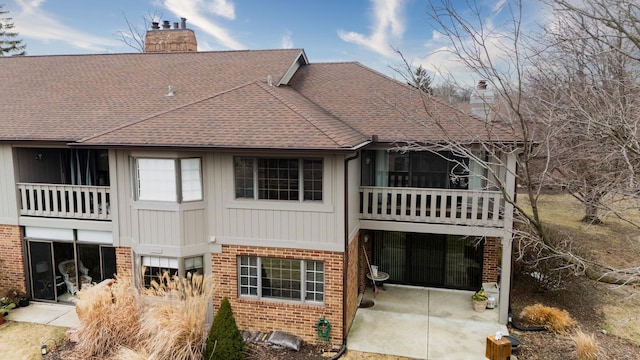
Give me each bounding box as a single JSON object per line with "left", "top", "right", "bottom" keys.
{"left": 209, "top": 0, "right": 235, "bottom": 19}
{"left": 337, "top": 0, "right": 407, "bottom": 57}
{"left": 163, "top": 0, "right": 244, "bottom": 50}
{"left": 280, "top": 30, "right": 293, "bottom": 49}
{"left": 12, "top": 0, "right": 121, "bottom": 52}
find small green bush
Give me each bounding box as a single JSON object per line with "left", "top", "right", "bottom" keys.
{"left": 205, "top": 297, "right": 245, "bottom": 360}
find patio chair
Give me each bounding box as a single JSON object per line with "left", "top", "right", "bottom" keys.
{"left": 58, "top": 260, "right": 92, "bottom": 295}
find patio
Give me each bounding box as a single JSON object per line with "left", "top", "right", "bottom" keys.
{"left": 347, "top": 285, "right": 509, "bottom": 359}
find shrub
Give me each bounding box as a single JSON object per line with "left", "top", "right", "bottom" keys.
{"left": 572, "top": 329, "right": 599, "bottom": 360}
{"left": 520, "top": 303, "right": 577, "bottom": 333}
{"left": 139, "top": 271, "right": 214, "bottom": 360}
{"left": 204, "top": 297, "right": 245, "bottom": 360}
{"left": 74, "top": 277, "right": 143, "bottom": 358}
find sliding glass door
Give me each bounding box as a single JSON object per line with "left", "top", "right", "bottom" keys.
{"left": 372, "top": 231, "right": 483, "bottom": 290}
{"left": 28, "top": 241, "right": 56, "bottom": 301}
{"left": 27, "top": 240, "right": 117, "bottom": 302}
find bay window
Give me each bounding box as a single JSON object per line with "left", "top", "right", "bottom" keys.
{"left": 141, "top": 255, "right": 204, "bottom": 288}
{"left": 135, "top": 157, "right": 202, "bottom": 202}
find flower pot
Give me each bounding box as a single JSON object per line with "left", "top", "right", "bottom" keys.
{"left": 473, "top": 299, "right": 488, "bottom": 312}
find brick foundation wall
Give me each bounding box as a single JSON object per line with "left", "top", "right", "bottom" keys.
{"left": 115, "top": 247, "right": 133, "bottom": 278}
{"left": 359, "top": 234, "right": 373, "bottom": 294}
{"left": 0, "top": 225, "right": 26, "bottom": 295}
{"left": 212, "top": 245, "right": 344, "bottom": 346}
{"left": 482, "top": 237, "right": 500, "bottom": 283}
{"left": 344, "top": 233, "right": 360, "bottom": 335}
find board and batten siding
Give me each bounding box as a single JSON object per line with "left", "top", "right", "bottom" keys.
{"left": 0, "top": 144, "right": 18, "bottom": 224}
{"left": 114, "top": 150, "right": 208, "bottom": 250}
{"left": 208, "top": 153, "right": 345, "bottom": 252}
{"left": 114, "top": 150, "right": 133, "bottom": 246}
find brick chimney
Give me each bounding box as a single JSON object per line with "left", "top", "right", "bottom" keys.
{"left": 144, "top": 18, "right": 197, "bottom": 53}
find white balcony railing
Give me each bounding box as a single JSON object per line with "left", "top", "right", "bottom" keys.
{"left": 360, "top": 186, "right": 504, "bottom": 227}
{"left": 17, "top": 183, "right": 111, "bottom": 220}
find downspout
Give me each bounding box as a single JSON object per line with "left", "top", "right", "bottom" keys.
{"left": 342, "top": 150, "right": 360, "bottom": 350}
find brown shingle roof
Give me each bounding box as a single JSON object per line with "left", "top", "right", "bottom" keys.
{"left": 289, "top": 62, "right": 514, "bottom": 144}
{"left": 0, "top": 49, "right": 306, "bottom": 142}
{"left": 81, "top": 80, "right": 367, "bottom": 149}
{"left": 0, "top": 49, "right": 512, "bottom": 150}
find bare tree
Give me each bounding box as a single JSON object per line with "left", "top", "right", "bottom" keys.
{"left": 116, "top": 10, "right": 163, "bottom": 53}
{"left": 396, "top": 0, "right": 640, "bottom": 285}
{"left": 529, "top": 12, "right": 640, "bottom": 224}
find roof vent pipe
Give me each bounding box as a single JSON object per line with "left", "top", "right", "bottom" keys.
{"left": 181, "top": 17, "right": 187, "bottom": 29}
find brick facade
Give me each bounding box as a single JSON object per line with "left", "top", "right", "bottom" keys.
{"left": 115, "top": 246, "right": 133, "bottom": 278}
{"left": 0, "top": 225, "right": 26, "bottom": 295}
{"left": 212, "top": 245, "right": 344, "bottom": 345}
{"left": 482, "top": 237, "right": 501, "bottom": 283}
{"left": 360, "top": 234, "right": 373, "bottom": 294}
{"left": 344, "top": 233, "right": 360, "bottom": 335}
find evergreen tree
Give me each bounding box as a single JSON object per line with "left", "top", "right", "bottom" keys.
{"left": 0, "top": 5, "right": 26, "bottom": 56}
{"left": 413, "top": 65, "right": 433, "bottom": 94}
{"left": 204, "top": 297, "right": 245, "bottom": 360}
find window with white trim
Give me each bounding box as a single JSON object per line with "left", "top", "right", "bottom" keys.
{"left": 141, "top": 255, "right": 204, "bottom": 288}
{"left": 234, "top": 157, "right": 323, "bottom": 201}
{"left": 135, "top": 157, "right": 202, "bottom": 202}
{"left": 238, "top": 256, "right": 324, "bottom": 303}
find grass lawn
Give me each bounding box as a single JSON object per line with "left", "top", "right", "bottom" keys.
{"left": 0, "top": 320, "right": 68, "bottom": 360}
{"left": 517, "top": 193, "right": 640, "bottom": 344}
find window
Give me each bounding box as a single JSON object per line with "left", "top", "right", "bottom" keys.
{"left": 142, "top": 256, "right": 179, "bottom": 288}
{"left": 135, "top": 158, "right": 202, "bottom": 202}
{"left": 234, "top": 157, "right": 323, "bottom": 201}
{"left": 141, "top": 255, "right": 204, "bottom": 288}
{"left": 181, "top": 159, "right": 203, "bottom": 201}
{"left": 238, "top": 256, "right": 324, "bottom": 303}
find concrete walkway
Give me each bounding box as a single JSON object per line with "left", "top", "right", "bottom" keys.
{"left": 4, "top": 302, "right": 79, "bottom": 328}
{"left": 347, "top": 285, "right": 509, "bottom": 359}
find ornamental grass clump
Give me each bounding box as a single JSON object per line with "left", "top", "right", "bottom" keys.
{"left": 139, "top": 271, "right": 214, "bottom": 360}
{"left": 520, "top": 304, "right": 577, "bottom": 333}
{"left": 572, "top": 329, "right": 600, "bottom": 360}
{"left": 73, "top": 276, "right": 143, "bottom": 358}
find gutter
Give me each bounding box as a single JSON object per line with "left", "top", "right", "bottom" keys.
{"left": 342, "top": 150, "right": 360, "bottom": 350}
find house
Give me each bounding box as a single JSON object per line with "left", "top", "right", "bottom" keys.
{"left": 0, "top": 22, "right": 516, "bottom": 345}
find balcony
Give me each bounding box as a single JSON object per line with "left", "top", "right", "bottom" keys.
{"left": 359, "top": 186, "right": 504, "bottom": 228}
{"left": 17, "top": 183, "right": 111, "bottom": 221}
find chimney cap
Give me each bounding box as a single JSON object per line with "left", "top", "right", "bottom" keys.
{"left": 477, "top": 80, "right": 488, "bottom": 90}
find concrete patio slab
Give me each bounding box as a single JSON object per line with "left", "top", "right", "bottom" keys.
{"left": 347, "top": 285, "right": 509, "bottom": 359}
{"left": 348, "top": 307, "right": 429, "bottom": 358}
{"left": 5, "top": 302, "right": 79, "bottom": 328}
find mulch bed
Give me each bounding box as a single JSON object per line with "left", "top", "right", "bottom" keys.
{"left": 509, "top": 271, "right": 640, "bottom": 359}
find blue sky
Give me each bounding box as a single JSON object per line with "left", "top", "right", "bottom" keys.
{"left": 4, "top": 0, "right": 546, "bottom": 82}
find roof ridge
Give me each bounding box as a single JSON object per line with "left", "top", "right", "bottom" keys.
{"left": 77, "top": 81, "right": 260, "bottom": 143}
{"left": 256, "top": 81, "right": 365, "bottom": 148}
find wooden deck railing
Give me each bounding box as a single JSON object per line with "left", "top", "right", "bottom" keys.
{"left": 360, "top": 186, "right": 504, "bottom": 227}
{"left": 17, "top": 183, "right": 111, "bottom": 220}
